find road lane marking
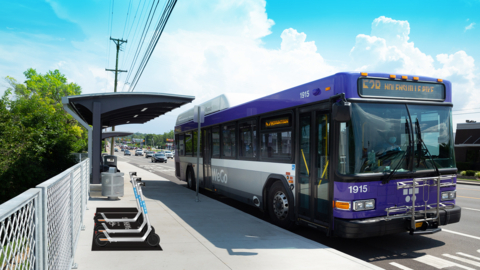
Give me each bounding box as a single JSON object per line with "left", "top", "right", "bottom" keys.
{"left": 414, "top": 255, "right": 474, "bottom": 270}
{"left": 463, "top": 207, "right": 480, "bottom": 212}
{"left": 389, "top": 262, "right": 413, "bottom": 270}
{"left": 457, "top": 196, "right": 480, "bottom": 200}
{"left": 443, "top": 254, "right": 480, "bottom": 267}
{"left": 457, "top": 252, "right": 480, "bottom": 261}
{"left": 442, "top": 229, "right": 480, "bottom": 241}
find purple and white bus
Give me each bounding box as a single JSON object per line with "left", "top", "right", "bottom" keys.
{"left": 174, "top": 72, "right": 461, "bottom": 238}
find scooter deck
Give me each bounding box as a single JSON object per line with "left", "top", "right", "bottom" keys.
{"left": 96, "top": 207, "right": 138, "bottom": 213}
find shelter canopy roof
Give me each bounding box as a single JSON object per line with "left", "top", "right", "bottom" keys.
{"left": 62, "top": 92, "right": 194, "bottom": 128}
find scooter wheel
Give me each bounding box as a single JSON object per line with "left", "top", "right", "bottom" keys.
{"left": 95, "top": 233, "right": 109, "bottom": 247}
{"left": 94, "top": 225, "right": 105, "bottom": 234}
{"left": 147, "top": 233, "right": 160, "bottom": 246}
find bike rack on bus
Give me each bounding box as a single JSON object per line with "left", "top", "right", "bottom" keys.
{"left": 384, "top": 174, "right": 456, "bottom": 233}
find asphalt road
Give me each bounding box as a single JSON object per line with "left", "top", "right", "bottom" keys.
{"left": 116, "top": 152, "right": 480, "bottom": 270}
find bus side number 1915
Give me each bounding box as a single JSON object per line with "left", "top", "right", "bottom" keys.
{"left": 300, "top": 90, "right": 309, "bottom": 98}
{"left": 348, "top": 185, "right": 368, "bottom": 193}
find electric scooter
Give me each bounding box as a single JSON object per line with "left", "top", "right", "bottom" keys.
{"left": 94, "top": 172, "right": 160, "bottom": 247}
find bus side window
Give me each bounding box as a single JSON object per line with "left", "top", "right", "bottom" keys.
{"left": 239, "top": 119, "right": 257, "bottom": 159}
{"left": 185, "top": 132, "right": 193, "bottom": 156}
{"left": 222, "top": 123, "right": 236, "bottom": 158}
{"left": 178, "top": 134, "right": 184, "bottom": 156}
{"left": 212, "top": 126, "right": 220, "bottom": 158}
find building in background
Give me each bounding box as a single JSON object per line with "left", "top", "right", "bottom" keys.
{"left": 454, "top": 120, "right": 480, "bottom": 170}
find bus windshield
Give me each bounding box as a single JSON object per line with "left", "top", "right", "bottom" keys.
{"left": 338, "top": 103, "right": 455, "bottom": 174}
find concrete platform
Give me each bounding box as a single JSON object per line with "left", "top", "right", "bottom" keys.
{"left": 75, "top": 161, "right": 383, "bottom": 270}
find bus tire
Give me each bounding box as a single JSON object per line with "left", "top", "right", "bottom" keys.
{"left": 268, "top": 181, "right": 293, "bottom": 229}
{"left": 187, "top": 168, "right": 196, "bottom": 190}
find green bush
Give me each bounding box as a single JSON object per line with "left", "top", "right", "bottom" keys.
{"left": 465, "top": 170, "right": 476, "bottom": 176}
{"left": 475, "top": 172, "right": 480, "bottom": 178}
{"left": 460, "top": 171, "right": 466, "bottom": 176}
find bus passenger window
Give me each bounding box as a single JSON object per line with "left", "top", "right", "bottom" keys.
{"left": 185, "top": 132, "right": 193, "bottom": 156}
{"left": 193, "top": 130, "right": 198, "bottom": 156}
{"left": 212, "top": 127, "right": 220, "bottom": 157}
{"left": 239, "top": 120, "right": 257, "bottom": 158}
{"left": 261, "top": 131, "right": 292, "bottom": 160}
{"left": 222, "top": 124, "right": 236, "bottom": 158}
{"left": 178, "top": 134, "right": 184, "bottom": 156}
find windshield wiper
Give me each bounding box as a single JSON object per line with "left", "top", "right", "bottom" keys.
{"left": 382, "top": 119, "right": 412, "bottom": 184}
{"left": 415, "top": 119, "right": 440, "bottom": 176}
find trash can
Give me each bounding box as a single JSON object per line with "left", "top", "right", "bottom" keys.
{"left": 104, "top": 155, "right": 117, "bottom": 167}
{"left": 101, "top": 172, "right": 124, "bottom": 200}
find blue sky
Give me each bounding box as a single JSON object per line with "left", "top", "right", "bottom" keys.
{"left": 1, "top": 0, "right": 479, "bottom": 134}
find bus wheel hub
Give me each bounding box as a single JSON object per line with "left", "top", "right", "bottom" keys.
{"left": 273, "top": 191, "right": 289, "bottom": 220}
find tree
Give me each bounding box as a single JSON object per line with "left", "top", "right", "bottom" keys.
{"left": 0, "top": 68, "right": 86, "bottom": 203}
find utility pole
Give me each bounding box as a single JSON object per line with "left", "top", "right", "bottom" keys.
{"left": 106, "top": 37, "right": 127, "bottom": 156}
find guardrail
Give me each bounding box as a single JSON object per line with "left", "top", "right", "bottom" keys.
{"left": 0, "top": 159, "right": 89, "bottom": 270}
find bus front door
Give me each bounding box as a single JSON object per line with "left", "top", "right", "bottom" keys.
{"left": 297, "top": 110, "right": 330, "bottom": 228}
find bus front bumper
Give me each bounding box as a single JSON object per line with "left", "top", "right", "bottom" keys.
{"left": 334, "top": 205, "right": 461, "bottom": 238}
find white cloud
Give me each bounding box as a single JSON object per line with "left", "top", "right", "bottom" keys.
{"left": 465, "top": 22, "right": 475, "bottom": 32}
{"left": 2, "top": 2, "right": 479, "bottom": 133}
{"left": 349, "top": 16, "right": 479, "bottom": 128}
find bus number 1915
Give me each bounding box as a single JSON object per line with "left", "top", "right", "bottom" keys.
{"left": 348, "top": 185, "right": 368, "bottom": 193}
{"left": 300, "top": 90, "right": 309, "bottom": 98}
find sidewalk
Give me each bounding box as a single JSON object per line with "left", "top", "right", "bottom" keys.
{"left": 74, "top": 161, "right": 382, "bottom": 270}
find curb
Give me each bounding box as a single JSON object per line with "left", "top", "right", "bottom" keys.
{"left": 456, "top": 180, "right": 480, "bottom": 186}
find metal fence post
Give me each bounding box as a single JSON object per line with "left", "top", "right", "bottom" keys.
{"left": 80, "top": 161, "right": 85, "bottom": 231}
{"left": 35, "top": 189, "right": 43, "bottom": 270}
{"left": 70, "top": 171, "right": 78, "bottom": 269}
{"left": 41, "top": 186, "right": 48, "bottom": 270}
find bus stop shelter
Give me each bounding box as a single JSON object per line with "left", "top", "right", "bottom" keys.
{"left": 62, "top": 92, "right": 194, "bottom": 184}
{"left": 102, "top": 131, "right": 134, "bottom": 140}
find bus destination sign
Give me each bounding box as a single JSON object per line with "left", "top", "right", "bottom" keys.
{"left": 358, "top": 78, "right": 445, "bottom": 101}
{"left": 262, "top": 115, "right": 291, "bottom": 129}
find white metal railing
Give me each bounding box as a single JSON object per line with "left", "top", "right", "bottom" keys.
{"left": 0, "top": 158, "right": 89, "bottom": 270}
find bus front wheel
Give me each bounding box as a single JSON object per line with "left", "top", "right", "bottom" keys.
{"left": 268, "top": 181, "right": 293, "bottom": 229}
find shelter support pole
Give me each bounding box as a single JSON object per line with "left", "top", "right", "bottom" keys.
{"left": 92, "top": 102, "right": 102, "bottom": 184}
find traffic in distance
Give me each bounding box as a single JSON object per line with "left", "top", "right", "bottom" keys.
{"left": 173, "top": 72, "right": 460, "bottom": 238}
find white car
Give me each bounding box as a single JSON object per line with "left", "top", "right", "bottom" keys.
{"left": 135, "top": 149, "right": 143, "bottom": 156}
{"left": 164, "top": 150, "right": 173, "bottom": 159}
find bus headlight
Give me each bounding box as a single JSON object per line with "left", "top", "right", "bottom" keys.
{"left": 442, "top": 191, "right": 456, "bottom": 201}
{"left": 353, "top": 199, "right": 375, "bottom": 211}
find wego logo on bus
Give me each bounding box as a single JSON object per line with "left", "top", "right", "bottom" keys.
{"left": 212, "top": 168, "right": 228, "bottom": 184}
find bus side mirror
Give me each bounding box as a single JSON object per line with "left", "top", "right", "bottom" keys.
{"left": 332, "top": 101, "right": 352, "bottom": 122}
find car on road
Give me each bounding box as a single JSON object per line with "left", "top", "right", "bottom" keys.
{"left": 124, "top": 150, "right": 131, "bottom": 156}
{"left": 164, "top": 150, "right": 173, "bottom": 159}
{"left": 135, "top": 149, "right": 143, "bottom": 156}
{"left": 114, "top": 148, "right": 118, "bottom": 152}
{"left": 145, "top": 151, "right": 154, "bottom": 158}
{"left": 151, "top": 153, "right": 167, "bottom": 163}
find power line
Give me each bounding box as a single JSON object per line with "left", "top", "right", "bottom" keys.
{"left": 123, "top": 0, "right": 160, "bottom": 91}
{"left": 119, "top": 0, "right": 149, "bottom": 87}
{"left": 107, "top": 0, "right": 115, "bottom": 66}
{"left": 129, "top": 0, "right": 177, "bottom": 92}
{"left": 106, "top": 0, "right": 114, "bottom": 68}
{"left": 121, "top": 0, "right": 132, "bottom": 39}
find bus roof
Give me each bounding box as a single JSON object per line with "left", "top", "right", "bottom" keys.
{"left": 175, "top": 72, "right": 451, "bottom": 132}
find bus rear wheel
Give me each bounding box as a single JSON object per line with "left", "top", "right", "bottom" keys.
{"left": 268, "top": 181, "right": 293, "bottom": 229}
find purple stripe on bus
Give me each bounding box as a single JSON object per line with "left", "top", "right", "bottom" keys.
{"left": 175, "top": 72, "right": 452, "bottom": 131}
